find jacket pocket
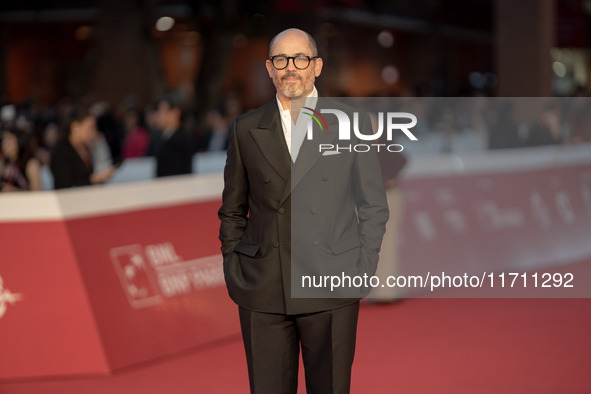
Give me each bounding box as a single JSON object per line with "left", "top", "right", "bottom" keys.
{"left": 234, "top": 241, "right": 260, "bottom": 257}
{"left": 321, "top": 152, "right": 350, "bottom": 163}
{"left": 329, "top": 237, "right": 361, "bottom": 255}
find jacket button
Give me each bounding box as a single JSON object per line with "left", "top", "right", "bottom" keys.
{"left": 263, "top": 177, "right": 270, "bottom": 183}
{"left": 322, "top": 176, "right": 329, "bottom": 181}
{"left": 312, "top": 240, "right": 320, "bottom": 246}
{"left": 273, "top": 241, "right": 279, "bottom": 248}
{"left": 278, "top": 207, "right": 285, "bottom": 214}
{"left": 311, "top": 208, "right": 318, "bottom": 214}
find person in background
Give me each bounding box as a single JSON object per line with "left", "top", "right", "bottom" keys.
{"left": 50, "top": 107, "right": 115, "bottom": 189}
{"left": 122, "top": 108, "right": 150, "bottom": 158}
{"left": 488, "top": 100, "right": 521, "bottom": 150}
{"left": 525, "top": 101, "right": 564, "bottom": 147}
{"left": 89, "top": 101, "right": 116, "bottom": 172}
{"left": 0, "top": 128, "right": 41, "bottom": 191}
{"left": 36, "top": 121, "right": 60, "bottom": 166}
{"left": 565, "top": 99, "right": 591, "bottom": 144}
{"left": 93, "top": 101, "right": 123, "bottom": 163}
{"left": 153, "top": 95, "right": 193, "bottom": 177}
{"left": 204, "top": 108, "right": 230, "bottom": 151}
{"left": 144, "top": 104, "right": 160, "bottom": 157}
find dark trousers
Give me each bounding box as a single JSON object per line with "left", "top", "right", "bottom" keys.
{"left": 238, "top": 302, "right": 360, "bottom": 394}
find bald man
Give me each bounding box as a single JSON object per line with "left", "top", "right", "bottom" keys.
{"left": 219, "top": 28, "right": 388, "bottom": 394}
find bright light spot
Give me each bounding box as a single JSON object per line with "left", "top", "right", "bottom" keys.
{"left": 382, "top": 65, "right": 399, "bottom": 85}
{"left": 156, "top": 16, "right": 175, "bottom": 32}
{"left": 552, "top": 61, "right": 566, "bottom": 78}
{"left": 1, "top": 105, "right": 16, "bottom": 123}
{"left": 377, "top": 30, "right": 394, "bottom": 48}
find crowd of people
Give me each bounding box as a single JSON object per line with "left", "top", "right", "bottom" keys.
{"left": 1, "top": 91, "right": 590, "bottom": 193}
{"left": 0, "top": 93, "right": 239, "bottom": 191}
{"left": 354, "top": 94, "right": 591, "bottom": 150}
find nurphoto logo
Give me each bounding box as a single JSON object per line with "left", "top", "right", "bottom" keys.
{"left": 303, "top": 107, "right": 328, "bottom": 131}
{"left": 303, "top": 107, "right": 418, "bottom": 153}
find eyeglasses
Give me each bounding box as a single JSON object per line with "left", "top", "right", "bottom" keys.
{"left": 269, "top": 55, "right": 320, "bottom": 70}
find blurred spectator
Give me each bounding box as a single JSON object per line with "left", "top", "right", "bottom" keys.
{"left": 0, "top": 127, "right": 41, "bottom": 191}
{"left": 566, "top": 99, "right": 591, "bottom": 144}
{"left": 50, "top": 107, "right": 116, "bottom": 189}
{"left": 524, "top": 102, "right": 563, "bottom": 147}
{"left": 153, "top": 95, "right": 193, "bottom": 177}
{"left": 223, "top": 91, "right": 243, "bottom": 125}
{"left": 92, "top": 101, "right": 123, "bottom": 163}
{"left": 199, "top": 91, "right": 243, "bottom": 152}
{"left": 36, "top": 122, "right": 60, "bottom": 166}
{"left": 204, "top": 108, "right": 230, "bottom": 151}
{"left": 144, "top": 104, "right": 160, "bottom": 157}
{"left": 122, "top": 108, "right": 150, "bottom": 158}
{"left": 488, "top": 101, "right": 521, "bottom": 149}
{"left": 89, "top": 129, "right": 114, "bottom": 172}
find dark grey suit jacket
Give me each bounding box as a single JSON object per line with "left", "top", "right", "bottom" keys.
{"left": 218, "top": 98, "right": 389, "bottom": 315}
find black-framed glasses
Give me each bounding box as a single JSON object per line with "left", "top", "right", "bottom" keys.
{"left": 269, "top": 55, "right": 319, "bottom": 70}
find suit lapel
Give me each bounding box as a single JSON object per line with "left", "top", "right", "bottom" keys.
{"left": 249, "top": 102, "right": 291, "bottom": 183}
{"left": 250, "top": 98, "right": 341, "bottom": 205}
{"left": 284, "top": 102, "right": 340, "bottom": 203}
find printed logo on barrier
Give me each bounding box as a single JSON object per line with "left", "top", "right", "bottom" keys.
{"left": 0, "top": 275, "right": 23, "bottom": 319}
{"left": 304, "top": 107, "right": 418, "bottom": 153}
{"left": 110, "top": 242, "right": 224, "bottom": 309}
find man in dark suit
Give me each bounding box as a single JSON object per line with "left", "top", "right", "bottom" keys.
{"left": 218, "top": 28, "right": 388, "bottom": 394}
{"left": 154, "top": 96, "right": 193, "bottom": 177}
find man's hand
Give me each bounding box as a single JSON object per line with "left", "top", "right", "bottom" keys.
{"left": 91, "top": 166, "right": 116, "bottom": 185}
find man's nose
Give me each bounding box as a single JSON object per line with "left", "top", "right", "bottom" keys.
{"left": 285, "top": 58, "right": 298, "bottom": 71}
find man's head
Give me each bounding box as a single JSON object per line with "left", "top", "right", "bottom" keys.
{"left": 266, "top": 28, "right": 323, "bottom": 101}
{"left": 155, "top": 95, "right": 182, "bottom": 132}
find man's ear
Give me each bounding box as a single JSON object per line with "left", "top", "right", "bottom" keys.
{"left": 314, "top": 58, "right": 323, "bottom": 77}
{"left": 266, "top": 60, "right": 274, "bottom": 78}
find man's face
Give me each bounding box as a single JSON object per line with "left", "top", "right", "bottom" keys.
{"left": 266, "top": 31, "right": 323, "bottom": 100}
{"left": 156, "top": 102, "right": 178, "bottom": 130}
{"left": 77, "top": 116, "right": 98, "bottom": 144}
{"left": 1, "top": 131, "right": 18, "bottom": 159}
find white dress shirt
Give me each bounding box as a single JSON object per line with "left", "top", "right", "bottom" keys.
{"left": 276, "top": 86, "right": 318, "bottom": 161}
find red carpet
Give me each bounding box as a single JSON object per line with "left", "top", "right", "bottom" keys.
{"left": 2, "top": 269, "right": 591, "bottom": 393}
{"left": 355, "top": 298, "right": 591, "bottom": 393}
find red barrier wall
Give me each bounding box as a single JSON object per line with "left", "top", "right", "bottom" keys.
{"left": 399, "top": 163, "right": 591, "bottom": 297}
{"left": 1, "top": 221, "right": 109, "bottom": 378}
{"left": 0, "top": 175, "right": 238, "bottom": 379}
